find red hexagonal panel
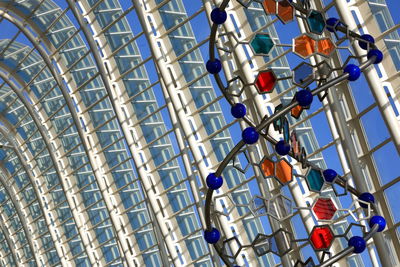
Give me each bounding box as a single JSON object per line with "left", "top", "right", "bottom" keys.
{"left": 310, "top": 226, "right": 334, "bottom": 250}
{"left": 255, "top": 70, "right": 277, "bottom": 93}
{"left": 312, "top": 198, "right": 337, "bottom": 220}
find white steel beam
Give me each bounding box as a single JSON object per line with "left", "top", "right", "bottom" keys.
{"left": 335, "top": 0, "right": 400, "bottom": 153}
{"left": 0, "top": 56, "right": 95, "bottom": 265}
{"left": 0, "top": 5, "right": 137, "bottom": 265}
{"left": 131, "top": 0, "right": 255, "bottom": 265}
{"left": 0, "top": 224, "right": 18, "bottom": 266}
{"left": 0, "top": 162, "right": 43, "bottom": 265}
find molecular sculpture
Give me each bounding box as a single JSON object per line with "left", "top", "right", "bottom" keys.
{"left": 203, "top": 0, "right": 386, "bottom": 266}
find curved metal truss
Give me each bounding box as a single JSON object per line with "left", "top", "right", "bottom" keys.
{"left": 0, "top": 0, "right": 396, "bottom": 267}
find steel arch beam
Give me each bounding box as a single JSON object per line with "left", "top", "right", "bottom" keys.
{"left": 0, "top": 5, "right": 172, "bottom": 265}
{"left": 0, "top": 224, "right": 18, "bottom": 266}
{"left": 0, "top": 135, "right": 54, "bottom": 266}
{"left": 69, "top": 0, "right": 222, "bottom": 265}
{"left": 75, "top": 0, "right": 213, "bottom": 265}
{"left": 0, "top": 120, "right": 70, "bottom": 265}
{"left": 0, "top": 161, "right": 43, "bottom": 265}
{"left": 0, "top": 68, "right": 92, "bottom": 265}
{"left": 0, "top": 169, "right": 38, "bottom": 266}
{"left": 0, "top": 7, "right": 130, "bottom": 265}
{"left": 0, "top": 3, "right": 173, "bottom": 264}
{"left": 130, "top": 0, "right": 259, "bottom": 265}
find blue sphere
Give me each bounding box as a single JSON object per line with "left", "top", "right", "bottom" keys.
{"left": 358, "top": 192, "right": 375, "bottom": 209}
{"left": 348, "top": 236, "right": 366, "bottom": 254}
{"left": 231, "top": 103, "right": 246, "bottom": 118}
{"left": 359, "top": 34, "right": 375, "bottom": 50}
{"left": 210, "top": 8, "right": 227, "bottom": 24}
{"left": 242, "top": 127, "right": 259, "bottom": 144}
{"left": 204, "top": 228, "right": 220, "bottom": 244}
{"left": 344, "top": 64, "right": 361, "bottom": 81}
{"left": 367, "top": 49, "right": 383, "bottom": 64}
{"left": 275, "top": 140, "right": 291, "bottom": 156}
{"left": 326, "top": 17, "right": 339, "bottom": 32}
{"left": 206, "top": 59, "right": 222, "bottom": 74}
{"left": 206, "top": 173, "right": 223, "bottom": 190}
{"left": 369, "top": 216, "right": 386, "bottom": 232}
{"left": 323, "top": 169, "right": 337, "bottom": 183}
{"left": 296, "top": 90, "right": 313, "bottom": 107}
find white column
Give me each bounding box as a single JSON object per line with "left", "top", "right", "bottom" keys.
{"left": 335, "top": 0, "right": 400, "bottom": 154}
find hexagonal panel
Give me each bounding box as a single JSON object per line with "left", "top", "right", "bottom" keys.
{"left": 250, "top": 33, "right": 275, "bottom": 55}
{"left": 275, "top": 158, "right": 293, "bottom": 185}
{"left": 316, "top": 61, "right": 332, "bottom": 79}
{"left": 262, "top": 0, "right": 276, "bottom": 14}
{"left": 273, "top": 104, "right": 283, "bottom": 131}
{"left": 226, "top": 75, "right": 246, "bottom": 98}
{"left": 252, "top": 230, "right": 293, "bottom": 257}
{"left": 255, "top": 70, "right": 277, "bottom": 93}
{"left": 232, "top": 149, "right": 251, "bottom": 174}
{"left": 267, "top": 194, "right": 293, "bottom": 221}
{"left": 348, "top": 199, "right": 372, "bottom": 222}
{"left": 293, "top": 62, "right": 314, "bottom": 88}
{"left": 252, "top": 234, "right": 270, "bottom": 256}
{"left": 291, "top": 105, "right": 303, "bottom": 119}
{"left": 305, "top": 168, "right": 324, "bottom": 192}
{"left": 295, "top": 257, "right": 316, "bottom": 267}
{"left": 261, "top": 157, "right": 274, "bottom": 177}
{"left": 290, "top": 131, "right": 301, "bottom": 157}
{"left": 249, "top": 195, "right": 268, "bottom": 216}
{"left": 317, "top": 38, "right": 335, "bottom": 57}
{"left": 222, "top": 236, "right": 242, "bottom": 261}
{"left": 294, "top": 34, "right": 316, "bottom": 58}
{"left": 277, "top": 1, "right": 294, "bottom": 24}
{"left": 309, "top": 225, "right": 334, "bottom": 251}
{"left": 260, "top": 156, "right": 293, "bottom": 185}
{"left": 306, "top": 10, "right": 325, "bottom": 34}
{"left": 283, "top": 118, "right": 290, "bottom": 143}
{"left": 312, "top": 197, "right": 337, "bottom": 220}
{"left": 214, "top": 193, "right": 239, "bottom": 217}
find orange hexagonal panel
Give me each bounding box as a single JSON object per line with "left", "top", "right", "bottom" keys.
{"left": 275, "top": 158, "right": 293, "bottom": 184}
{"left": 317, "top": 38, "right": 335, "bottom": 57}
{"left": 277, "top": 1, "right": 294, "bottom": 23}
{"left": 294, "top": 35, "right": 316, "bottom": 58}
{"left": 261, "top": 157, "right": 292, "bottom": 184}
{"left": 261, "top": 158, "right": 274, "bottom": 177}
{"left": 255, "top": 70, "right": 277, "bottom": 94}
{"left": 291, "top": 105, "right": 303, "bottom": 119}
{"left": 262, "top": 0, "right": 276, "bottom": 14}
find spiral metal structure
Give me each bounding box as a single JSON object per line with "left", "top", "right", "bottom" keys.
{"left": 204, "top": 0, "right": 390, "bottom": 266}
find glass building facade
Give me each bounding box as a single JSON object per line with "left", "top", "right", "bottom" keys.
{"left": 0, "top": 0, "right": 396, "bottom": 266}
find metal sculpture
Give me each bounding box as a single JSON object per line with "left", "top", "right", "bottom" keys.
{"left": 203, "top": 0, "right": 386, "bottom": 266}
